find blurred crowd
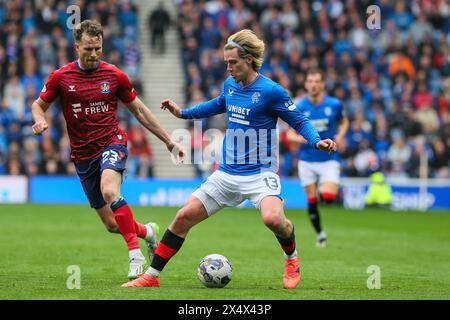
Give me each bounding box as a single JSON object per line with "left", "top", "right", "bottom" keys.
{"left": 0, "top": 0, "right": 154, "bottom": 178}
{"left": 1, "top": 0, "right": 449, "bottom": 181}
{"left": 177, "top": 0, "right": 450, "bottom": 179}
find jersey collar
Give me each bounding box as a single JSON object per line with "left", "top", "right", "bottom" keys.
{"left": 240, "top": 73, "right": 261, "bottom": 89}
{"left": 307, "top": 95, "right": 325, "bottom": 107}
{"left": 76, "top": 59, "right": 101, "bottom": 73}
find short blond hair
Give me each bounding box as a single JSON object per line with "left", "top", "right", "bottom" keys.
{"left": 224, "top": 29, "right": 265, "bottom": 71}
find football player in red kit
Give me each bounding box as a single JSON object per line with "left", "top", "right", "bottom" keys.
{"left": 31, "top": 20, "right": 185, "bottom": 280}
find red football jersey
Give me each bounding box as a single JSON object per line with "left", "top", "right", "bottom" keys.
{"left": 40, "top": 61, "right": 138, "bottom": 163}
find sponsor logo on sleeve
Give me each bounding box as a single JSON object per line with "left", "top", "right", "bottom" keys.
{"left": 285, "top": 99, "right": 296, "bottom": 111}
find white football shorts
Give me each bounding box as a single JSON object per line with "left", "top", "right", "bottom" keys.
{"left": 298, "top": 160, "right": 340, "bottom": 187}
{"left": 192, "top": 170, "right": 282, "bottom": 216}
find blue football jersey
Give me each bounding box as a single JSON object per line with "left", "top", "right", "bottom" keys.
{"left": 297, "top": 95, "right": 344, "bottom": 162}
{"left": 181, "top": 74, "right": 322, "bottom": 175}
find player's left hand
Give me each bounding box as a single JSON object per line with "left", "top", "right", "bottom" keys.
{"left": 31, "top": 120, "right": 49, "bottom": 135}
{"left": 167, "top": 141, "right": 186, "bottom": 164}
{"left": 316, "top": 139, "right": 337, "bottom": 153}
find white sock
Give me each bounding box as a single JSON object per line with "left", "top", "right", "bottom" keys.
{"left": 318, "top": 231, "right": 327, "bottom": 239}
{"left": 145, "top": 267, "right": 160, "bottom": 277}
{"left": 284, "top": 250, "right": 298, "bottom": 260}
{"left": 129, "top": 248, "right": 145, "bottom": 261}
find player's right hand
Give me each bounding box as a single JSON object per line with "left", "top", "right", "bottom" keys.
{"left": 316, "top": 138, "right": 337, "bottom": 153}
{"left": 161, "top": 99, "right": 182, "bottom": 118}
{"left": 32, "top": 121, "right": 49, "bottom": 135}
{"left": 167, "top": 140, "right": 186, "bottom": 165}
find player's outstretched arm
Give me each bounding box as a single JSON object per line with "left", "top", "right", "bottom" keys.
{"left": 286, "top": 128, "right": 308, "bottom": 144}
{"left": 125, "top": 97, "right": 185, "bottom": 163}
{"left": 161, "top": 96, "right": 226, "bottom": 120}
{"left": 316, "top": 139, "right": 337, "bottom": 153}
{"left": 31, "top": 98, "right": 51, "bottom": 135}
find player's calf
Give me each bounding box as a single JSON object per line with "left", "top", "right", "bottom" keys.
{"left": 169, "top": 200, "right": 208, "bottom": 237}
{"left": 105, "top": 224, "right": 119, "bottom": 233}
{"left": 307, "top": 196, "right": 323, "bottom": 234}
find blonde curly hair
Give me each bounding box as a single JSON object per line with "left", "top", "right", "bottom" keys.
{"left": 224, "top": 29, "right": 265, "bottom": 71}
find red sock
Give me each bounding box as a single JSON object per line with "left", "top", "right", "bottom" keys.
{"left": 276, "top": 227, "right": 297, "bottom": 256}
{"left": 281, "top": 240, "right": 296, "bottom": 256}
{"left": 111, "top": 198, "right": 139, "bottom": 250}
{"left": 321, "top": 192, "right": 337, "bottom": 202}
{"left": 307, "top": 196, "right": 318, "bottom": 204}
{"left": 134, "top": 221, "right": 147, "bottom": 239}
{"left": 151, "top": 229, "right": 185, "bottom": 272}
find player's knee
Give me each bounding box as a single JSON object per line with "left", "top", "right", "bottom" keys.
{"left": 173, "top": 207, "right": 196, "bottom": 229}
{"left": 101, "top": 187, "right": 119, "bottom": 204}
{"left": 262, "top": 212, "right": 283, "bottom": 230}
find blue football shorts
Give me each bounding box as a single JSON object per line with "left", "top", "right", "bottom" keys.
{"left": 75, "top": 144, "right": 128, "bottom": 209}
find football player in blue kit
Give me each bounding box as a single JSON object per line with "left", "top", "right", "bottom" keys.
{"left": 122, "top": 30, "right": 336, "bottom": 289}
{"left": 287, "top": 68, "right": 349, "bottom": 248}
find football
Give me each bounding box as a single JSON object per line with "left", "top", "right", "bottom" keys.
{"left": 197, "top": 254, "right": 233, "bottom": 288}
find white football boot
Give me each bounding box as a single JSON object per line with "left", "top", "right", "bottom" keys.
{"left": 128, "top": 255, "right": 146, "bottom": 279}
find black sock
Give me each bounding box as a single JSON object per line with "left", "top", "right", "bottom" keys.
{"left": 276, "top": 226, "right": 296, "bottom": 256}
{"left": 308, "top": 202, "right": 322, "bottom": 234}
{"left": 151, "top": 229, "right": 185, "bottom": 272}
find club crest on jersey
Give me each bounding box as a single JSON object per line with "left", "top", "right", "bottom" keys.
{"left": 324, "top": 106, "right": 332, "bottom": 116}
{"left": 100, "top": 81, "right": 111, "bottom": 93}
{"left": 252, "top": 92, "right": 260, "bottom": 104}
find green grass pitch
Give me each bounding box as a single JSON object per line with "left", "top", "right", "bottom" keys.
{"left": 0, "top": 203, "right": 449, "bottom": 300}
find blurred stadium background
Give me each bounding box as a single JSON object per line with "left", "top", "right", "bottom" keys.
{"left": 0, "top": 0, "right": 449, "bottom": 301}
{"left": 0, "top": 0, "right": 448, "bottom": 210}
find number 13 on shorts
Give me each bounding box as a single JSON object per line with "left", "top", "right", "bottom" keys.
{"left": 263, "top": 175, "right": 280, "bottom": 191}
